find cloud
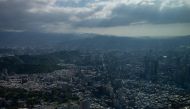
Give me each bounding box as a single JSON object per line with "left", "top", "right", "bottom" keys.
{"left": 0, "top": 0, "right": 190, "bottom": 32}
{"left": 75, "top": 0, "right": 190, "bottom": 27}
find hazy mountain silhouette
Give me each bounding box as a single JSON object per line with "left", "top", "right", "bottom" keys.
{"left": 0, "top": 32, "right": 190, "bottom": 51}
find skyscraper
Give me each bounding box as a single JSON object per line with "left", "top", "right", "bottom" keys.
{"left": 80, "top": 99, "right": 90, "bottom": 109}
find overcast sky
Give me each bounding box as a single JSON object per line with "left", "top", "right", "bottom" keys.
{"left": 0, "top": 0, "right": 190, "bottom": 37}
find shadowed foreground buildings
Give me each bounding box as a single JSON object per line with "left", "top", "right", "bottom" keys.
{"left": 0, "top": 49, "right": 190, "bottom": 108}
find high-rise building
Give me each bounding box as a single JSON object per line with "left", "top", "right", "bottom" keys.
{"left": 80, "top": 99, "right": 90, "bottom": 109}
{"left": 144, "top": 54, "right": 159, "bottom": 82}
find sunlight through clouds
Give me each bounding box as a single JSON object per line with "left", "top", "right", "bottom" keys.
{"left": 0, "top": 0, "right": 190, "bottom": 36}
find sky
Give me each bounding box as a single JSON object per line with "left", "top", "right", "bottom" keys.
{"left": 0, "top": 0, "right": 190, "bottom": 37}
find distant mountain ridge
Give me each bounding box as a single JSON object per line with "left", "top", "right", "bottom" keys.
{"left": 0, "top": 32, "right": 190, "bottom": 51}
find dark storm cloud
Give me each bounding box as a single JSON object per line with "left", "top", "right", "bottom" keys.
{"left": 0, "top": 0, "right": 190, "bottom": 31}
{"left": 0, "top": 0, "right": 30, "bottom": 30}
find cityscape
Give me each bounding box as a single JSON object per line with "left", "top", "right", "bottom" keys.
{"left": 1, "top": 0, "right": 190, "bottom": 109}
{"left": 0, "top": 47, "right": 190, "bottom": 109}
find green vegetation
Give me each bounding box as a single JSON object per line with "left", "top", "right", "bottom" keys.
{"left": 0, "top": 54, "right": 61, "bottom": 74}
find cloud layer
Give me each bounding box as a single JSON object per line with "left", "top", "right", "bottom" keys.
{"left": 0, "top": 0, "right": 190, "bottom": 33}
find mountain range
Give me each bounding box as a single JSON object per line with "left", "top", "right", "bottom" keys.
{"left": 0, "top": 32, "right": 190, "bottom": 51}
